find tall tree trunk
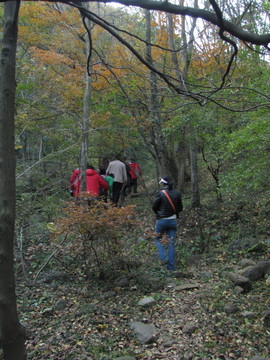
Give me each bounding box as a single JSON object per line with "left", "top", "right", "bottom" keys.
{"left": 167, "top": 1, "right": 199, "bottom": 199}
{"left": 145, "top": 9, "right": 171, "bottom": 178}
{"left": 0, "top": 2, "right": 26, "bottom": 359}
{"left": 190, "top": 123, "right": 201, "bottom": 208}
{"left": 176, "top": 140, "right": 187, "bottom": 192}
{"left": 79, "top": 7, "right": 92, "bottom": 191}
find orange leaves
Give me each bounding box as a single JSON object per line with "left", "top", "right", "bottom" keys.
{"left": 50, "top": 194, "right": 138, "bottom": 272}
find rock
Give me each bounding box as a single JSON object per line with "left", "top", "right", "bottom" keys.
{"left": 262, "top": 310, "right": 270, "bottom": 327}
{"left": 228, "top": 272, "right": 252, "bottom": 293}
{"left": 114, "top": 276, "right": 129, "bottom": 288}
{"left": 130, "top": 321, "right": 157, "bottom": 344}
{"left": 234, "top": 286, "right": 245, "bottom": 294}
{"left": 164, "top": 277, "right": 176, "bottom": 288}
{"left": 241, "top": 311, "right": 256, "bottom": 319}
{"left": 175, "top": 283, "right": 199, "bottom": 291}
{"left": 182, "top": 322, "right": 198, "bottom": 335}
{"left": 266, "top": 276, "right": 270, "bottom": 286}
{"left": 138, "top": 296, "right": 155, "bottom": 307}
{"left": 116, "top": 357, "right": 136, "bottom": 360}
{"left": 138, "top": 275, "right": 164, "bottom": 291}
{"left": 238, "top": 265, "right": 265, "bottom": 282}
{"left": 54, "top": 298, "right": 68, "bottom": 311}
{"left": 224, "top": 303, "right": 239, "bottom": 314}
{"left": 250, "top": 356, "right": 269, "bottom": 360}
{"left": 162, "top": 336, "right": 176, "bottom": 347}
{"left": 240, "top": 259, "right": 256, "bottom": 267}
{"left": 257, "top": 260, "right": 270, "bottom": 275}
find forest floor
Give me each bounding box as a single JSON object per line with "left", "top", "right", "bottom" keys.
{"left": 16, "top": 192, "right": 270, "bottom": 360}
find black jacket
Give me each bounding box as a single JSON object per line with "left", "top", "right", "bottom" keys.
{"left": 152, "top": 185, "right": 183, "bottom": 219}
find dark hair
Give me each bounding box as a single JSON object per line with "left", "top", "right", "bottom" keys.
{"left": 99, "top": 168, "right": 106, "bottom": 175}
{"left": 87, "top": 164, "right": 95, "bottom": 170}
{"left": 162, "top": 175, "right": 173, "bottom": 190}
{"left": 108, "top": 173, "right": 114, "bottom": 179}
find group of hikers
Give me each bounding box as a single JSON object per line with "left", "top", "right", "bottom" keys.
{"left": 69, "top": 156, "right": 142, "bottom": 207}
{"left": 69, "top": 156, "right": 183, "bottom": 272}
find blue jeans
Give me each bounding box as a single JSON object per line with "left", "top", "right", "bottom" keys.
{"left": 155, "top": 218, "right": 177, "bottom": 271}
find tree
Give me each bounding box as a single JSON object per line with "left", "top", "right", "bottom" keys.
{"left": 0, "top": 2, "right": 26, "bottom": 359}
{"left": 0, "top": 0, "right": 269, "bottom": 357}
{"left": 79, "top": 4, "right": 92, "bottom": 191}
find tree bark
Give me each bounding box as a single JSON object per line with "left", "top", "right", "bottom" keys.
{"left": 0, "top": 1, "right": 26, "bottom": 359}
{"left": 190, "top": 123, "right": 201, "bottom": 208}
{"left": 145, "top": 9, "right": 174, "bottom": 179}
{"left": 79, "top": 5, "right": 92, "bottom": 191}
{"left": 167, "top": 4, "right": 198, "bottom": 193}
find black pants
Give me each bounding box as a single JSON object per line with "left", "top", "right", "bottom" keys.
{"left": 131, "top": 179, "right": 138, "bottom": 193}
{"left": 112, "top": 181, "right": 123, "bottom": 205}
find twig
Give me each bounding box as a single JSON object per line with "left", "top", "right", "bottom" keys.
{"left": 34, "top": 234, "right": 68, "bottom": 282}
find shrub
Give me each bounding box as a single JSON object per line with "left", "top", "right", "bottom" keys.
{"left": 51, "top": 193, "right": 137, "bottom": 275}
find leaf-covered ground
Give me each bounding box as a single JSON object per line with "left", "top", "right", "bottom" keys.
{"left": 17, "top": 194, "right": 270, "bottom": 360}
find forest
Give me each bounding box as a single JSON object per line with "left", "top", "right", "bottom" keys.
{"left": 0, "top": 0, "right": 269, "bottom": 359}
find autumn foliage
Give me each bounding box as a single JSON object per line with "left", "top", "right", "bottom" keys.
{"left": 51, "top": 193, "right": 137, "bottom": 275}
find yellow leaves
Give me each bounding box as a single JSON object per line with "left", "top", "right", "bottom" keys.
{"left": 47, "top": 222, "right": 57, "bottom": 233}
{"left": 96, "top": 323, "right": 108, "bottom": 330}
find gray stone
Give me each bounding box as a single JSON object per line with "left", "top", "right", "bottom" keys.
{"left": 138, "top": 275, "right": 164, "bottom": 291}
{"left": 228, "top": 272, "right": 252, "bottom": 293}
{"left": 224, "top": 303, "right": 239, "bottom": 314}
{"left": 258, "top": 260, "right": 270, "bottom": 275}
{"left": 175, "top": 283, "right": 199, "bottom": 291}
{"left": 241, "top": 311, "right": 256, "bottom": 319}
{"left": 262, "top": 310, "right": 270, "bottom": 327}
{"left": 234, "top": 286, "right": 245, "bottom": 294}
{"left": 138, "top": 296, "right": 155, "bottom": 307}
{"left": 164, "top": 277, "right": 176, "bottom": 288}
{"left": 116, "top": 357, "right": 136, "bottom": 360}
{"left": 130, "top": 321, "right": 157, "bottom": 344}
{"left": 240, "top": 259, "right": 256, "bottom": 267}
{"left": 250, "top": 357, "right": 269, "bottom": 360}
{"left": 114, "top": 276, "right": 129, "bottom": 288}
{"left": 182, "top": 322, "right": 198, "bottom": 335}
{"left": 162, "top": 336, "right": 176, "bottom": 347}
{"left": 238, "top": 265, "right": 265, "bottom": 282}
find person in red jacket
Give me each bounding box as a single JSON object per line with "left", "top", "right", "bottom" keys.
{"left": 70, "top": 168, "right": 80, "bottom": 197}
{"left": 73, "top": 165, "right": 109, "bottom": 199}
{"left": 129, "top": 158, "right": 142, "bottom": 194}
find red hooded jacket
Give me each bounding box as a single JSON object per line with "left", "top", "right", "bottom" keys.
{"left": 70, "top": 169, "right": 80, "bottom": 196}
{"left": 73, "top": 169, "right": 108, "bottom": 197}
{"left": 129, "top": 162, "right": 142, "bottom": 180}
